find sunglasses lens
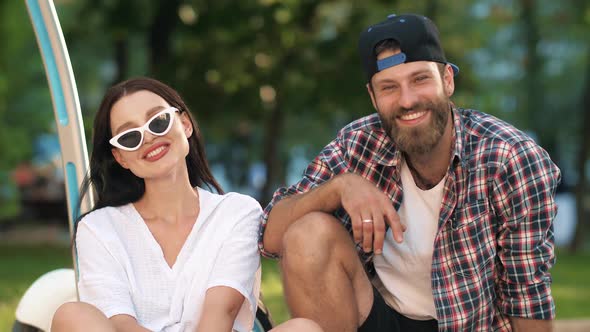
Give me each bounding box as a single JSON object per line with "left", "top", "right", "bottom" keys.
{"left": 148, "top": 112, "right": 172, "bottom": 134}
{"left": 118, "top": 131, "right": 142, "bottom": 149}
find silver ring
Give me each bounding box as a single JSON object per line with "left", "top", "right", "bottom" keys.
{"left": 362, "top": 219, "right": 373, "bottom": 223}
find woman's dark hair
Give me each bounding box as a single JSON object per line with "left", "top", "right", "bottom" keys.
{"left": 79, "top": 77, "right": 223, "bottom": 217}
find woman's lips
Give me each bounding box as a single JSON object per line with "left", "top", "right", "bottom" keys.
{"left": 143, "top": 143, "right": 170, "bottom": 161}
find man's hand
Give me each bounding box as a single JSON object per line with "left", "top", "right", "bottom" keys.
{"left": 336, "top": 173, "right": 405, "bottom": 254}
{"left": 510, "top": 317, "right": 553, "bottom": 332}
{"left": 264, "top": 173, "right": 405, "bottom": 256}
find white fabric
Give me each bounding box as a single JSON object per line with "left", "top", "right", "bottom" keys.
{"left": 76, "top": 187, "right": 262, "bottom": 332}
{"left": 373, "top": 160, "right": 444, "bottom": 320}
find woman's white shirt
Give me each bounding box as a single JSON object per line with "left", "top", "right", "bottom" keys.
{"left": 76, "top": 187, "right": 262, "bottom": 332}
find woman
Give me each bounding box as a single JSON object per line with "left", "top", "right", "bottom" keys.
{"left": 51, "top": 78, "right": 321, "bottom": 332}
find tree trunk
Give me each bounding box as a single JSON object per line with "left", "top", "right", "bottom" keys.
{"left": 260, "top": 100, "right": 284, "bottom": 204}
{"left": 259, "top": 2, "right": 320, "bottom": 204}
{"left": 520, "top": 0, "right": 542, "bottom": 133}
{"left": 148, "top": 0, "right": 181, "bottom": 77}
{"left": 425, "top": 0, "right": 438, "bottom": 19}
{"left": 113, "top": 37, "right": 128, "bottom": 85}
{"left": 569, "top": 47, "right": 590, "bottom": 252}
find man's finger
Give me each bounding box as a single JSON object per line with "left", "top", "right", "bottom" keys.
{"left": 385, "top": 209, "right": 404, "bottom": 243}
{"left": 351, "top": 214, "right": 363, "bottom": 244}
{"left": 361, "top": 216, "right": 374, "bottom": 252}
{"left": 372, "top": 212, "right": 386, "bottom": 254}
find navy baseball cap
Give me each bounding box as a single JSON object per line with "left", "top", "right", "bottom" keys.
{"left": 359, "top": 13, "right": 459, "bottom": 82}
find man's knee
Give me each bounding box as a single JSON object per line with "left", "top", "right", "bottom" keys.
{"left": 281, "top": 212, "right": 352, "bottom": 272}
{"left": 283, "top": 212, "right": 344, "bottom": 252}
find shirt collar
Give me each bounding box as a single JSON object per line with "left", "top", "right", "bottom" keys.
{"left": 450, "top": 105, "right": 465, "bottom": 165}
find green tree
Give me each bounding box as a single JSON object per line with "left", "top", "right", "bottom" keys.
{"left": 570, "top": 0, "right": 590, "bottom": 252}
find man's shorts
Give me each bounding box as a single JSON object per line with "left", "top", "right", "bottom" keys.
{"left": 358, "top": 287, "right": 438, "bottom": 332}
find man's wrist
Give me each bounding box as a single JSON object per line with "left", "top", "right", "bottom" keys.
{"left": 329, "top": 173, "right": 350, "bottom": 209}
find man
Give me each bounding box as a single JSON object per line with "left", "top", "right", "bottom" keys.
{"left": 259, "top": 13, "right": 560, "bottom": 332}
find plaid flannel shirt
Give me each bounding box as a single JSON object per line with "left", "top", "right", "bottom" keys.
{"left": 259, "top": 107, "right": 561, "bottom": 331}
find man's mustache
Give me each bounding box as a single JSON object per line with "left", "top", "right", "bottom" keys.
{"left": 397, "top": 102, "right": 433, "bottom": 115}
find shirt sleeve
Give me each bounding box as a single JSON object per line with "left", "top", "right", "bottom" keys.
{"left": 207, "top": 195, "right": 263, "bottom": 332}
{"left": 76, "top": 217, "right": 136, "bottom": 319}
{"left": 492, "top": 140, "right": 561, "bottom": 320}
{"left": 258, "top": 136, "right": 348, "bottom": 258}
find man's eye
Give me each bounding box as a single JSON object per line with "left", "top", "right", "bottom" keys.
{"left": 415, "top": 75, "right": 429, "bottom": 82}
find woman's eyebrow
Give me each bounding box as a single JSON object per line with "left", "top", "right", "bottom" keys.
{"left": 113, "top": 105, "right": 167, "bottom": 134}
{"left": 145, "top": 105, "right": 166, "bottom": 117}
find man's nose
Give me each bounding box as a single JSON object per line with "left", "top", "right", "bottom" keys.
{"left": 397, "top": 86, "right": 418, "bottom": 110}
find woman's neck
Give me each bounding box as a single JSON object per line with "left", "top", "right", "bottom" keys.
{"left": 134, "top": 168, "right": 200, "bottom": 224}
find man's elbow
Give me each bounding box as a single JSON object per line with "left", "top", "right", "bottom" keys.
{"left": 261, "top": 231, "right": 282, "bottom": 257}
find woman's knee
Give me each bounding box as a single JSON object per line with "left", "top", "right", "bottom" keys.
{"left": 273, "top": 317, "right": 324, "bottom": 332}
{"left": 51, "top": 302, "right": 112, "bottom": 331}
{"left": 52, "top": 302, "right": 81, "bottom": 329}
{"left": 290, "top": 318, "right": 324, "bottom": 331}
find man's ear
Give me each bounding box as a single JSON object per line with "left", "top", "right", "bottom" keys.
{"left": 112, "top": 149, "right": 129, "bottom": 169}
{"left": 366, "top": 83, "right": 378, "bottom": 110}
{"left": 180, "top": 113, "right": 193, "bottom": 138}
{"left": 443, "top": 65, "right": 455, "bottom": 97}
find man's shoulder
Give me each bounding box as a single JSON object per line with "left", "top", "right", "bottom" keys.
{"left": 337, "top": 113, "right": 384, "bottom": 139}
{"left": 458, "top": 108, "right": 535, "bottom": 146}
{"left": 456, "top": 108, "right": 554, "bottom": 170}
{"left": 323, "top": 113, "right": 395, "bottom": 165}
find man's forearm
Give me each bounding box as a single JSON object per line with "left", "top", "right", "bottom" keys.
{"left": 510, "top": 317, "right": 553, "bottom": 332}
{"left": 263, "top": 176, "right": 344, "bottom": 255}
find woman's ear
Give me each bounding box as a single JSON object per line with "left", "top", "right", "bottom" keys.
{"left": 112, "top": 149, "right": 130, "bottom": 169}
{"left": 181, "top": 113, "right": 193, "bottom": 138}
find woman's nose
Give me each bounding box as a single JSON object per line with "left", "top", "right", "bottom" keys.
{"left": 142, "top": 130, "right": 157, "bottom": 144}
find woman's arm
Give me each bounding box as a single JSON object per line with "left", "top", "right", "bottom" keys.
{"left": 196, "top": 286, "right": 245, "bottom": 332}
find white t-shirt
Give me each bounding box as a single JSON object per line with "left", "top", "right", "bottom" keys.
{"left": 373, "top": 160, "right": 445, "bottom": 320}
{"left": 76, "top": 187, "right": 262, "bottom": 332}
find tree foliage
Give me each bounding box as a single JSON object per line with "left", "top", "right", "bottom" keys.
{"left": 0, "top": 0, "right": 588, "bottom": 237}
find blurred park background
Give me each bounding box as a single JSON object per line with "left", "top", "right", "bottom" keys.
{"left": 0, "top": 0, "right": 589, "bottom": 330}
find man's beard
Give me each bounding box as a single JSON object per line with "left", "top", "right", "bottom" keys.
{"left": 378, "top": 97, "right": 450, "bottom": 155}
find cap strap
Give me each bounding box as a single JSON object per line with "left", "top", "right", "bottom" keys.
{"left": 376, "top": 52, "right": 406, "bottom": 72}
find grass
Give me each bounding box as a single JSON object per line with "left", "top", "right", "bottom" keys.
{"left": 260, "top": 258, "right": 289, "bottom": 324}
{"left": 0, "top": 244, "right": 72, "bottom": 331}
{"left": 1, "top": 245, "right": 588, "bottom": 331}
{"left": 553, "top": 250, "right": 590, "bottom": 319}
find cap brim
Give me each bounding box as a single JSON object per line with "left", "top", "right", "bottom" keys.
{"left": 449, "top": 63, "right": 459, "bottom": 76}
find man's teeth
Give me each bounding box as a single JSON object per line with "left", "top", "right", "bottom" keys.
{"left": 146, "top": 146, "right": 166, "bottom": 158}
{"left": 400, "top": 111, "right": 426, "bottom": 121}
